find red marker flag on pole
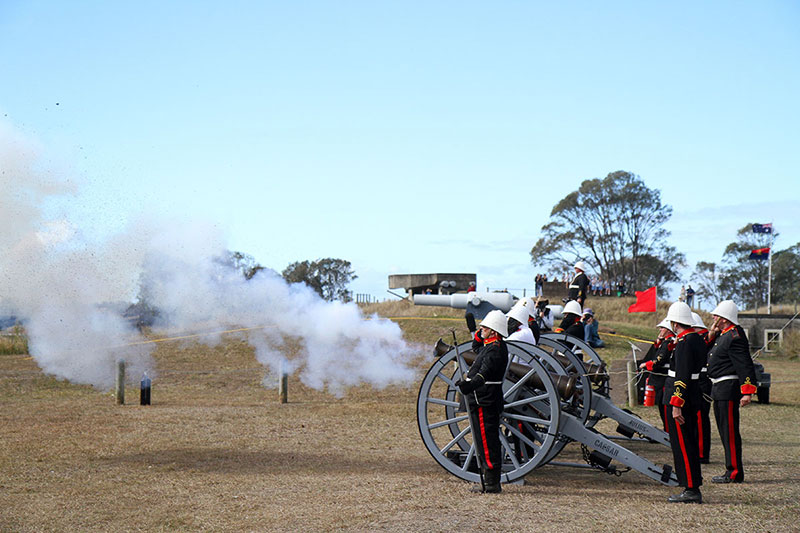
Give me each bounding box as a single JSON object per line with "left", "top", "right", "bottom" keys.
{"left": 628, "top": 286, "right": 657, "bottom": 313}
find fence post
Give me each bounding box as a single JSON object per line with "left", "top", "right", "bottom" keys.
{"left": 115, "top": 360, "right": 126, "bottom": 405}
{"left": 626, "top": 360, "right": 638, "bottom": 407}
{"left": 279, "top": 360, "right": 288, "bottom": 404}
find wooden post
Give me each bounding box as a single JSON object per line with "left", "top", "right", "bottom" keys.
{"left": 115, "top": 360, "right": 126, "bottom": 405}
{"left": 278, "top": 360, "right": 288, "bottom": 404}
{"left": 626, "top": 360, "right": 638, "bottom": 407}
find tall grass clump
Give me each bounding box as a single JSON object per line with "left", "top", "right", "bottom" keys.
{"left": 0, "top": 325, "right": 28, "bottom": 355}
{"left": 776, "top": 329, "right": 800, "bottom": 359}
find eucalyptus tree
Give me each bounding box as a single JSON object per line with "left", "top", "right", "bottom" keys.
{"left": 530, "top": 171, "right": 683, "bottom": 295}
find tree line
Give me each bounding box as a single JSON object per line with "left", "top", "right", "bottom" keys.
{"left": 530, "top": 171, "right": 800, "bottom": 310}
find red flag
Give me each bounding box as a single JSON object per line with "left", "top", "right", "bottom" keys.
{"left": 628, "top": 286, "right": 657, "bottom": 313}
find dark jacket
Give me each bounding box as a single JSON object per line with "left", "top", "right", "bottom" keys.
{"left": 467, "top": 335, "right": 508, "bottom": 407}
{"left": 557, "top": 314, "right": 584, "bottom": 339}
{"left": 707, "top": 325, "right": 757, "bottom": 400}
{"left": 639, "top": 333, "right": 675, "bottom": 403}
{"left": 568, "top": 272, "right": 589, "bottom": 302}
{"left": 665, "top": 328, "right": 707, "bottom": 409}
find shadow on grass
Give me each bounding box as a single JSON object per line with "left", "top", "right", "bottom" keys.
{"left": 101, "top": 447, "right": 429, "bottom": 475}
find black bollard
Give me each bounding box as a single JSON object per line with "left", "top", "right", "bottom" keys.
{"left": 140, "top": 373, "right": 151, "bottom": 406}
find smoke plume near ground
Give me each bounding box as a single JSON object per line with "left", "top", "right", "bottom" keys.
{"left": 0, "top": 121, "right": 417, "bottom": 393}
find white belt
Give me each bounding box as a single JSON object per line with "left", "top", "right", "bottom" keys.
{"left": 569, "top": 284, "right": 580, "bottom": 289}
{"left": 484, "top": 381, "right": 503, "bottom": 385}
{"left": 667, "top": 370, "right": 700, "bottom": 380}
{"left": 710, "top": 374, "right": 738, "bottom": 384}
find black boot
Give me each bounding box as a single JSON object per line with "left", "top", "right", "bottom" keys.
{"left": 483, "top": 468, "right": 502, "bottom": 493}
{"left": 668, "top": 488, "right": 702, "bottom": 504}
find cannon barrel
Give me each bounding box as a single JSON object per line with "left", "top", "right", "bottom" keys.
{"left": 414, "top": 292, "right": 516, "bottom": 312}
{"left": 548, "top": 352, "right": 607, "bottom": 385}
{"left": 459, "top": 350, "right": 577, "bottom": 401}
{"left": 415, "top": 292, "right": 564, "bottom": 321}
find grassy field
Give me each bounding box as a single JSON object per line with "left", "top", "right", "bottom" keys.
{"left": 2, "top": 300, "right": 799, "bottom": 532}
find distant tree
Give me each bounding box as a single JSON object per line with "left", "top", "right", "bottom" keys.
{"left": 690, "top": 261, "right": 725, "bottom": 307}
{"left": 718, "top": 225, "right": 774, "bottom": 309}
{"left": 282, "top": 258, "right": 357, "bottom": 302}
{"left": 530, "top": 171, "right": 684, "bottom": 295}
{"left": 220, "top": 250, "right": 266, "bottom": 280}
{"left": 771, "top": 243, "right": 800, "bottom": 305}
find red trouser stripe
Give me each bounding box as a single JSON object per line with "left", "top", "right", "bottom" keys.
{"left": 697, "top": 410, "right": 704, "bottom": 459}
{"left": 663, "top": 405, "right": 669, "bottom": 432}
{"left": 728, "top": 401, "right": 739, "bottom": 479}
{"left": 675, "top": 420, "right": 694, "bottom": 488}
{"left": 478, "top": 407, "right": 493, "bottom": 469}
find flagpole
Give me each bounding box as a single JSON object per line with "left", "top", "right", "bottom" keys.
{"left": 768, "top": 223, "right": 774, "bottom": 314}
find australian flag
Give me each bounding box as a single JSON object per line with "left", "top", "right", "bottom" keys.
{"left": 749, "top": 247, "right": 770, "bottom": 260}
{"left": 752, "top": 223, "right": 773, "bottom": 234}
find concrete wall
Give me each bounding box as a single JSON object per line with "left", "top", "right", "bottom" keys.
{"left": 388, "top": 273, "right": 477, "bottom": 296}
{"left": 738, "top": 314, "right": 799, "bottom": 352}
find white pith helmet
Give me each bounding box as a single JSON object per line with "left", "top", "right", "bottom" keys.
{"left": 656, "top": 318, "right": 674, "bottom": 333}
{"left": 711, "top": 300, "right": 739, "bottom": 326}
{"left": 563, "top": 300, "right": 583, "bottom": 316}
{"left": 507, "top": 299, "right": 534, "bottom": 323}
{"left": 665, "top": 301, "right": 693, "bottom": 326}
{"left": 481, "top": 309, "right": 509, "bottom": 337}
{"left": 574, "top": 260, "right": 587, "bottom": 272}
{"left": 691, "top": 312, "right": 707, "bottom": 330}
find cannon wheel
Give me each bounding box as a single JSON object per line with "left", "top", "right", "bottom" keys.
{"left": 535, "top": 336, "right": 608, "bottom": 428}
{"left": 540, "top": 332, "right": 609, "bottom": 396}
{"left": 525, "top": 338, "right": 593, "bottom": 425}
{"left": 506, "top": 341, "right": 587, "bottom": 465}
{"left": 417, "top": 342, "right": 562, "bottom": 483}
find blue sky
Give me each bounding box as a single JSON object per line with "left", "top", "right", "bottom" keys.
{"left": 2, "top": 1, "right": 799, "bottom": 305}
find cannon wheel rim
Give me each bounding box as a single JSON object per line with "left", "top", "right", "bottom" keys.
{"left": 540, "top": 332, "right": 609, "bottom": 398}
{"left": 417, "top": 342, "right": 561, "bottom": 483}
{"left": 516, "top": 338, "right": 592, "bottom": 426}
{"left": 540, "top": 332, "right": 604, "bottom": 367}
{"left": 506, "top": 341, "right": 579, "bottom": 465}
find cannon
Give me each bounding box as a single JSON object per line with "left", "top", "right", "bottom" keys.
{"left": 413, "top": 292, "right": 564, "bottom": 321}
{"left": 417, "top": 333, "right": 677, "bottom": 486}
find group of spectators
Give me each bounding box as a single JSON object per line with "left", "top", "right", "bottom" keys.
{"left": 590, "top": 278, "right": 626, "bottom": 297}
{"left": 534, "top": 273, "right": 627, "bottom": 298}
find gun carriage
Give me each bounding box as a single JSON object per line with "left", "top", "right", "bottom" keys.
{"left": 417, "top": 332, "right": 677, "bottom": 487}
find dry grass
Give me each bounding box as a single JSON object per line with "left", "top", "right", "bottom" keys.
{"left": 0, "top": 326, "right": 28, "bottom": 355}
{"left": 1, "top": 305, "right": 799, "bottom": 532}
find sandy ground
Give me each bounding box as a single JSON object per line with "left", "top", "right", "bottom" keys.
{"left": 1, "top": 331, "right": 799, "bottom": 532}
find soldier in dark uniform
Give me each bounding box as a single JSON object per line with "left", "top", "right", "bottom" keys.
{"left": 456, "top": 309, "right": 509, "bottom": 493}
{"left": 639, "top": 318, "right": 675, "bottom": 432}
{"left": 691, "top": 312, "right": 713, "bottom": 464}
{"left": 567, "top": 261, "right": 590, "bottom": 306}
{"left": 663, "top": 302, "right": 706, "bottom": 503}
{"left": 706, "top": 300, "right": 757, "bottom": 484}
{"left": 555, "top": 300, "right": 584, "bottom": 338}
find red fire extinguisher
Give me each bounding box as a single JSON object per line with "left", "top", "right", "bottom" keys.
{"left": 644, "top": 378, "right": 655, "bottom": 406}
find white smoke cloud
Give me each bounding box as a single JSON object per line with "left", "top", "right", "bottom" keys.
{"left": 1, "top": 121, "right": 417, "bottom": 393}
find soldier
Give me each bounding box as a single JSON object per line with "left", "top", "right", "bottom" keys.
{"left": 663, "top": 301, "right": 706, "bottom": 503}
{"left": 567, "top": 261, "right": 590, "bottom": 306}
{"left": 506, "top": 299, "right": 536, "bottom": 345}
{"left": 692, "top": 312, "right": 713, "bottom": 464}
{"left": 456, "top": 310, "right": 509, "bottom": 493}
{"left": 706, "top": 300, "right": 757, "bottom": 484}
{"left": 555, "top": 300, "right": 584, "bottom": 338}
{"left": 638, "top": 318, "right": 676, "bottom": 432}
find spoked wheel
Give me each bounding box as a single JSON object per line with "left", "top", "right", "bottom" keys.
{"left": 540, "top": 332, "right": 610, "bottom": 398}
{"left": 506, "top": 341, "right": 580, "bottom": 465}
{"left": 534, "top": 337, "right": 604, "bottom": 427}
{"left": 417, "top": 342, "right": 562, "bottom": 483}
